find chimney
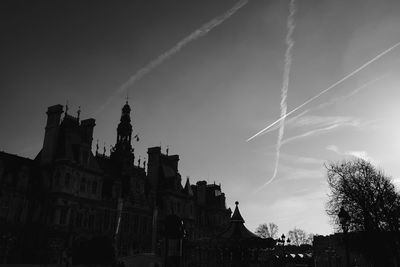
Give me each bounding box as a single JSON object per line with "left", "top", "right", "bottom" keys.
{"left": 168, "top": 155, "right": 179, "bottom": 172}
{"left": 147, "top": 147, "right": 162, "bottom": 189}
{"left": 196, "top": 180, "right": 207, "bottom": 205}
{"left": 80, "top": 118, "right": 96, "bottom": 147}
{"left": 41, "top": 104, "right": 63, "bottom": 164}
{"left": 79, "top": 118, "right": 96, "bottom": 166}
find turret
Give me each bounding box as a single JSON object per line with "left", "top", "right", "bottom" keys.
{"left": 80, "top": 118, "right": 96, "bottom": 165}
{"left": 41, "top": 104, "right": 63, "bottom": 164}
{"left": 168, "top": 155, "right": 179, "bottom": 172}
{"left": 80, "top": 118, "right": 96, "bottom": 147}
{"left": 196, "top": 180, "right": 207, "bottom": 205}
{"left": 115, "top": 101, "right": 133, "bottom": 153}
{"left": 184, "top": 177, "right": 194, "bottom": 196}
{"left": 147, "top": 146, "right": 162, "bottom": 189}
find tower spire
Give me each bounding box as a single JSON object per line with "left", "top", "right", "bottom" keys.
{"left": 115, "top": 101, "right": 133, "bottom": 153}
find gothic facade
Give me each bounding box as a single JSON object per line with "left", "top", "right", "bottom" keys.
{"left": 0, "top": 102, "right": 231, "bottom": 264}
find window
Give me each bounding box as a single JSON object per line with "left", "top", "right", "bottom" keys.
{"left": 14, "top": 205, "right": 23, "bottom": 223}
{"left": 76, "top": 213, "right": 82, "bottom": 227}
{"left": 88, "top": 214, "right": 94, "bottom": 229}
{"left": 54, "top": 171, "right": 60, "bottom": 186}
{"left": 92, "top": 181, "right": 97, "bottom": 194}
{"left": 83, "top": 214, "right": 88, "bottom": 227}
{"left": 60, "top": 209, "right": 67, "bottom": 225}
{"left": 142, "top": 217, "right": 147, "bottom": 233}
{"left": 65, "top": 173, "right": 70, "bottom": 187}
{"left": 0, "top": 198, "right": 9, "bottom": 219}
{"left": 80, "top": 178, "right": 86, "bottom": 193}
{"left": 133, "top": 215, "right": 139, "bottom": 233}
{"left": 82, "top": 151, "right": 89, "bottom": 164}
{"left": 103, "top": 210, "right": 110, "bottom": 230}
{"left": 135, "top": 181, "right": 140, "bottom": 193}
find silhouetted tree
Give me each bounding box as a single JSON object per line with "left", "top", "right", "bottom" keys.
{"left": 255, "top": 222, "right": 279, "bottom": 238}
{"left": 305, "top": 233, "right": 314, "bottom": 245}
{"left": 326, "top": 158, "right": 400, "bottom": 232}
{"left": 287, "top": 227, "right": 308, "bottom": 245}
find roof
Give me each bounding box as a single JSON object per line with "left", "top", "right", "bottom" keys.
{"left": 216, "top": 201, "right": 259, "bottom": 239}
{"left": 191, "top": 201, "right": 275, "bottom": 249}
{"left": 0, "top": 151, "right": 36, "bottom": 187}
{"left": 230, "top": 201, "right": 245, "bottom": 223}
{"left": 183, "top": 177, "right": 194, "bottom": 196}
{"left": 0, "top": 151, "right": 34, "bottom": 167}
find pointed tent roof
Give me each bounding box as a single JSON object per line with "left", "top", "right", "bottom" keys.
{"left": 231, "top": 201, "right": 244, "bottom": 223}
{"left": 191, "top": 202, "right": 276, "bottom": 250}
{"left": 183, "top": 177, "right": 194, "bottom": 196}
{"left": 217, "top": 201, "right": 259, "bottom": 239}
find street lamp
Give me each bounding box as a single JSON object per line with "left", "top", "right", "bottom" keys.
{"left": 277, "top": 234, "right": 290, "bottom": 265}
{"left": 338, "top": 207, "right": 350, "bottom": 267}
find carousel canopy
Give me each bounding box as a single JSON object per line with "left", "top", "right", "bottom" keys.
{"left": 217, "top": 201, "right": 259, "bottom": 239}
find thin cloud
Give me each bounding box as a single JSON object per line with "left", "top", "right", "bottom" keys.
{"left": 288, "top": 115, "right": 364, "bottom": 128}
{"left": 261, "top": 0, "right": 297, "bottom": 189}
{"left": 326, "top": 144, "right": 375, "bottom": 162}
{"left": 280, "top": 116, "right": 371, "bottom": 146}
{"left": 326, "top": 144, "right": 340, "bottom": 154}
{"left": 294, "top": 156, "right": 324, "bottom": 165}
{"left": 247, "top": 40, "right": 400, "bottom": 142}
{"left": 94, "top": 0, "right": 249, "bottom": 115}
{"left": 252, "top": 75, "right": 387, "bottom": 137}
{"left": 278, "top": 164, "right": 323, "bottom": 180}
{"left": 278, "top": 152, "right": 324, "bottom": 165}
{"left": 346, "top": 150, "right": 371, "bottom": 161}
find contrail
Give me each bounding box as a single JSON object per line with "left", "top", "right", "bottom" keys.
{"left": 262, "top": 0, "right": 296, "bottom": 188}
{"left": 94, "top": 0, "right": 248, "bottom": 116}
{"left": 247, "top": 41, "right": 400, "bottom": 142}
{"left": 259, "top": 74, "right": 388, "bottom": 136}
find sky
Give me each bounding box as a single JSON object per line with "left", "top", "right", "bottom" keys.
{"left": 2, "top": 0, "right": 400, "bottom": 236}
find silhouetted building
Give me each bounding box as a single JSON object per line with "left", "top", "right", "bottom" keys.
{"left": 0, "top": 102, "right": 231, "bottom": 264}
{"left": 313, "top": 232, "right": 400, "bottom": 267}
{"left": 185, "top": 202, "right": 276, "bottom": 267}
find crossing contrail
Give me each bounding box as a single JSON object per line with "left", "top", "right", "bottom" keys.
{"left": 259, "top": 74, "right": 388, "bottom": 136}
{"left": 94, "top": 0, "right": 248, "bottom": 116}
{"left": 262, "top": 0, "right": 296, "bottom": 188}
{"left": 247, "top": 41, "right": 400, "bottom": 142}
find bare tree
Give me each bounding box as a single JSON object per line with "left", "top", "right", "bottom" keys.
{"left": 305, "top": 233, "right": 314, "bottom": 245}
{"left": 268, "top": 222, "right": 279, "bottom": 239}
{"left": 326, "top": 158, "right": 400, "bottom": 232}
{"left": 255, "top": 222, "right": 279, "bottom": 239}
{"left": 287, "top": 227, "right": 307, "bottom": 246}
